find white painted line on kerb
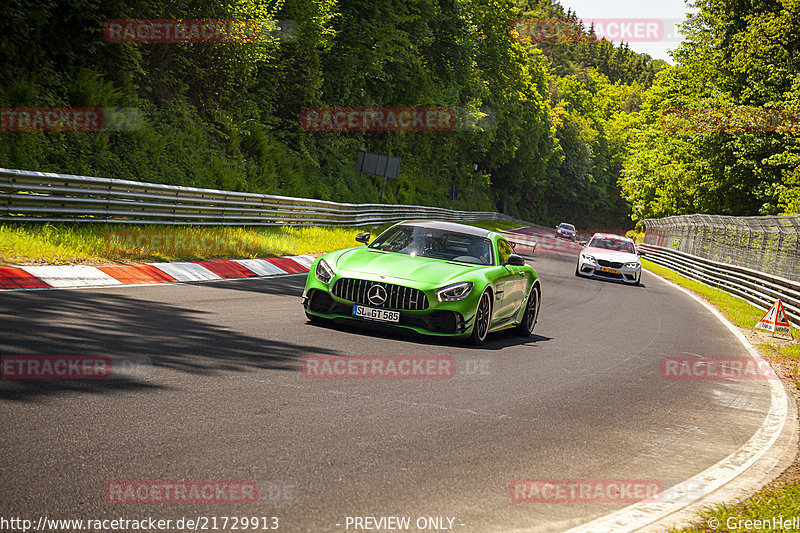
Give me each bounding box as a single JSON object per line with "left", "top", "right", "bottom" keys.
{"left": 555, "top": 271, "right": 791, "bottom": 533}
{"left": 287, "top": 255, "right": 315, "bottom": 269}
{"left": 233, "top": 259, "right": 291, "bottom": 276}
{"left": 147, "top": 262, "right": 222, "bottom": 282}
{"left": 19, "top": 265, "right": 122, "bottom": 287}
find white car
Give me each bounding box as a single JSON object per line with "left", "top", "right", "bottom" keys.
{"left": 575, "top": 233, "right": 642, "bottom": 285}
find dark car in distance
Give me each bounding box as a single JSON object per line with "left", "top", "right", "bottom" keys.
{"left": 555, "top": 223, "right": 576, "bottom": 241}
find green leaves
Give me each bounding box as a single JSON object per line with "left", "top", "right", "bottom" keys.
{"left": 622, "top": 0, "right": 800, "bottom": 220}
{"left": 1, "top": 0, "right": 669, "bottom": 226}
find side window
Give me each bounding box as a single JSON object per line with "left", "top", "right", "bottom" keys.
{"left": 497, "top": 240, "right": 512, "bottom": 265}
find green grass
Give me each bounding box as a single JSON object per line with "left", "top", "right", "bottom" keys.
{"left": 666, "top": 483, "right": 800, "bottom": 532}
{"left": 0, "top": 223, "right": 385, "bottom": 265}
{"left": 643, "top": 258, "right": 800, "bottom": 532}
{"left": 464, "top": 220, "right": 526, "bottom": 232}
{"left": 0, "top": 219, "right": 525, "bottom": 265}
{"left": 642, "top": 258, "right": 779, "bottom": 332}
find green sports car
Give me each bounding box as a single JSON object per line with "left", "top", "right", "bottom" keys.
{"left": 301, "top": 220, "right": 541, "bottom": 345}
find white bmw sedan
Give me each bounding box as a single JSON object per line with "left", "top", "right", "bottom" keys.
{"left": 575, "top": 233, "right": 642, "bottom": 285}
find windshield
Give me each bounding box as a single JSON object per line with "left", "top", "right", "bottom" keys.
{"left": 369, "top": 225, "right": 494, "bottom": 265}
{"left": 588, "top": 237, "right": 635, "bottom": 254}
{"left": 559, "top": 224, "right": 575, "bottom": 231}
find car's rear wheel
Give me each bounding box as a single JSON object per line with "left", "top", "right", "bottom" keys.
{"left": 516, "top": 286, "right": 539, "bottom": 336}
{"left": 469, "top": 290, "right": 493, "bottom": 345}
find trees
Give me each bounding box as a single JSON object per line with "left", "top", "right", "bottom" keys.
{"left": 621, "top": 0, "right": 800, "bottom": 219}
{"left": 1, "top": 0, "right": 665, "bottom": 226}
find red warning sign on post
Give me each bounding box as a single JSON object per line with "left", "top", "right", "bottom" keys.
{"left": 753, "top": 300, "right": 793, "bottom": 338}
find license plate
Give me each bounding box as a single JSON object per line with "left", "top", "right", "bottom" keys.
{"left": 599, "top": 267, "right": 619, "bottom": 274}
{"left": 352, "top": 305, "right": 400, "bottom": 323}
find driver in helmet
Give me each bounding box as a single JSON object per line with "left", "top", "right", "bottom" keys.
{"left": 469, "top": 241, "right": 490, "bottom": 265}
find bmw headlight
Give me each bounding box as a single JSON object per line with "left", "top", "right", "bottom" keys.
{"left": 625, "top": 262, "right": 641, "bottom": 269}
{"left": 436, "top": 281, "right": 473, "bottom": 302}
{"left": 581, "top": 254, "right": 596, "bottom": 263}
{"left": 315, "top": 258, "right": 334, "bottom": 284}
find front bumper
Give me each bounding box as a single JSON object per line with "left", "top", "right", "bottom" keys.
{"left": 577, "top": 260, "right": 640, "bottom": 283}
{"left": 302, "top": 276, "right": 477, "bottom": 337}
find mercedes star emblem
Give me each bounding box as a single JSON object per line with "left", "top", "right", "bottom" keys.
{"left": 368, "top": 284, "right": 388, "bottom": 306}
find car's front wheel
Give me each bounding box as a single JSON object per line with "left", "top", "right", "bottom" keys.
{"left": 516, "top": 286, "right": 539, "bottom": 337}
{"left": 469, "top": 289, "right": 493, "bottom": 345}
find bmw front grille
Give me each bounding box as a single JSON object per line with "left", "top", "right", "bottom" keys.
{"left": 597, "top": 259, "right": 624, "bottom": 269}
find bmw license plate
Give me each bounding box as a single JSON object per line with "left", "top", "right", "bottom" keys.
{"left": 352, "top": 305, "right": 400, "bottom": 323}
{"left": 599, "top": 267, "right": 619, "bottom": 274}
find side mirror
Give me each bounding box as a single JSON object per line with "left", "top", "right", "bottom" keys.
{"left": 505, "top": 254, "right": 526, "bottom": 267}
{"left": 355, "top": 232, "right": 370, "bottom": 244}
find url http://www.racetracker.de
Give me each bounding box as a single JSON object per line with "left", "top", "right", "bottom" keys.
{"left": 0, "top": 516, "right": 282, "bottom": 532}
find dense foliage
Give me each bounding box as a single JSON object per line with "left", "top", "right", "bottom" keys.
{"left": 1, "top": 0, "right": 664, "bottom": 227}
{"left": 619, "top": 0, "right": 800, "bottom": 219}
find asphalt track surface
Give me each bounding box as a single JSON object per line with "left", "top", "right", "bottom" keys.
{"left": 0, "top": 232, "right": 775, "bottom": 532}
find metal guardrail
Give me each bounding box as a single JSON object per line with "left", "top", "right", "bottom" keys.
{"left": 642, "top": 214, "right": 800, "bottom": 281}
{"left": 0, "top": 168, "right": 530, "bottom": 227}
{"left": 640, "top": 243, "right": 800, "bottom": 329}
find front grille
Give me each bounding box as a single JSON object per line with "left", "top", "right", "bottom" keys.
{"left": 402, "top": 311, "right": 466, "bottom": 334}
{"left": 594, "top": 270, "right": 623, "bottom": 279}
{"left": 597, "top": 259, "right": 624, "bottom": 268}
{"left": 332, "top": 278, "right": 429, "bottom": 311}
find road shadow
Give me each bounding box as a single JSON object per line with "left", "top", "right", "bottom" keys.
{"left": 192, "top": 274, "right": 307, "bottom": 296}
{"left": 0, "top": 285, "right": 337, "bottom": 401}
{"left": 303, "top": 317, "right": 552, "bottom": 350}
{"left": 575, "top": 275, "right": 646, "bottom": 288}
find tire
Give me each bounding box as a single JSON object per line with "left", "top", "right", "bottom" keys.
{"left": 575, "top": 262, "right": 581, "bottom": 277}
{"left": 516, "top": 285, "right": 540, "bottom": 337}
{"left": 469, "top": 289, "right": 493, "bottom": 346}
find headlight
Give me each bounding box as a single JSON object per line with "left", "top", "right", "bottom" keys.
{"left": 315, "top": 258, "right": 334, "bottom": 284}
{"left": 581, "top": 254, "right": 596, "bottom": 263}
{"left": 436, "top": 281, "right": 473, "bottom": 302}
{"left": 625, "top": 262, "right": 641, "bottom": 269}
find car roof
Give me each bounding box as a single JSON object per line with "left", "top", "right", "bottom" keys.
{"left": 397, "top": 220, "right": 494, "bottom": 238}
{"left": 590, "top": 232, "right": 634, "bottom": 243}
